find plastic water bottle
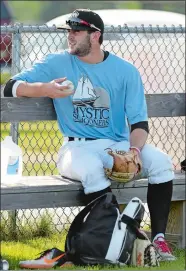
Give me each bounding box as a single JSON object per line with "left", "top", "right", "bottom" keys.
{"left": 1, "top": 136, "right": 23, "bottom": 181}
{"left": 0, "top": 259, "right": 9, "bottom": 270}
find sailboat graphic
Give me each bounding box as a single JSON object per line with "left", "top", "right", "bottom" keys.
{"left": 73, "top": 76, "right": 97, "bottom": 106}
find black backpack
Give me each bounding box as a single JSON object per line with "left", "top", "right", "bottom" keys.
{"left": 60, "top": 192, "right": 146, "bottom": 266}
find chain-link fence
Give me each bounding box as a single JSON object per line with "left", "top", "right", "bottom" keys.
{"left": 1, "top": 24, "right": 185, "bottom": 240}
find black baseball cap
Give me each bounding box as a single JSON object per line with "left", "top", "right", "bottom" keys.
{"left": 57, "top": 9, "right": 104, "bottom": 33}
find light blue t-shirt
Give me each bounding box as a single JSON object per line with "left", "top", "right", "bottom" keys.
{"left": 13, "top": 50, "right": 148, "bottom": 141}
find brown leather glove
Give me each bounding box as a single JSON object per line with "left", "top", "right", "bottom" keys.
{"left": 131, "top": 239, "right": 159, "bottom": 267}
{"left": 104, "top": 148, "right": 142, "bottom": 182}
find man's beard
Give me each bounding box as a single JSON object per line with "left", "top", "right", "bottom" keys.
{"left": 69, "top": 35, "right": 91, "bottom": 57}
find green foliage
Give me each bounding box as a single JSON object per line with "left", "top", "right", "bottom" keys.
{"left": 0, "top": 72, "right": 11, "bottom": 85}
{"left": 0, "top": 210, "right": 59, "bottom": 241}
{"left": 7, "top": 1, "right": 185, "bottom": 24}
{"left": 141, "top": 1, "right": 185, "bottom": 15}
{"left": 116, "top": 1, "right": 142, "bottom": 10}
{"left": 161, "top": 1, "right": 186, "bottom": 14}
{"left": 8, "top": 1, "right": 43, "bottom": 23}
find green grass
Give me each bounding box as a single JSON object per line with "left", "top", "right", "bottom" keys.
{"left": 1, "top": 235, "right": 185, "bottom": 270}
{"left": 1, "top": 235, "right": 66, "bottom": 270}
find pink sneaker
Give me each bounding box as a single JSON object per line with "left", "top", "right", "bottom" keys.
{"left": 153, "top": 237, "right": 176, "bottom": 261}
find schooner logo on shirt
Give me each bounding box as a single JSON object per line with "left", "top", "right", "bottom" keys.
{"left": 72, "top": 75, "right": 110, "bottom": 128}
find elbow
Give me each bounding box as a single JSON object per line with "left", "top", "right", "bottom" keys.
{"left": 3, "top": 79, "right": 24, "bottom": 97}
{"left": 3, "top": 79, "right": 15, "bottom": 97}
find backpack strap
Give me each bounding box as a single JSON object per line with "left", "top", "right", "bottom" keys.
{"left": 65, "top": 192, "right": 116, "bottom": 253}
{"left": 121, "top": 214, "right": 140, "bottom": 231}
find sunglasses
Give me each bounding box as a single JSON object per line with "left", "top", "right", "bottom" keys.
{"left": 66, "top": 17, "right": 101, "bottom": 32}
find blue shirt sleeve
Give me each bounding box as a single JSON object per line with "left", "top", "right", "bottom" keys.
{"left": 125, "top": 66, "right": 148, "bottom": 124}
{"left": 12, "top": 54, "right": 57, "bottom": 83}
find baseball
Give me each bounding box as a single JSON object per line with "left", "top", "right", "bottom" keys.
{"left": 60, "top": 80, "right": 74, "bottom": 91}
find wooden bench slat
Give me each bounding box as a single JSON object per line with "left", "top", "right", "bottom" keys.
{"left": 1, "top": 172, "right": 185, "bottom": 210}
{"left": 1, "top": 171, "right": 184, "bottom": 191}
{"left": 1, "top": 93, "right": 185, "bottom": 122}
{"left": 1, "top": 190, "right": 84, "bottom": 210}
{"left": 1, "top": 181, "right": 185, "bottom": 210}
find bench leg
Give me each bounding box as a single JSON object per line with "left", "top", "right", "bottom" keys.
{"left": 166, "top": 200, "right": 185, "bottom": 249}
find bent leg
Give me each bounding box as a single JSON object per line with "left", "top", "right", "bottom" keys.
{"left": 147, "top": 180, "right": 173, "bottom": 239}
{"left": 57, "top": 144, "right": 111, "bottom": 194}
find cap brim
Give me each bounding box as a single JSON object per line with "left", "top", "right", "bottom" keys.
{"left": 57, "top": 23, "right": 91, "bottom": 31}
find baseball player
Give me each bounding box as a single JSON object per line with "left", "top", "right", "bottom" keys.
{"left": 4, "top": 8, "right": 176, "bottom": 264}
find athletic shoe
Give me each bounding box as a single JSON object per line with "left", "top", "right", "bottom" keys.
{"left": 153, "top": 237, "right": 176, "bottom": 261}
{"left": 59, "top": 261, "right": 74, "bottom": 268}
{"left": 19, "top": 247, "right": 66, "bottom": 269}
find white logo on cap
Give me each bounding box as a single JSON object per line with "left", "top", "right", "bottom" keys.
{"left": 71, "top": 11, "right": 79, "bottom": 18}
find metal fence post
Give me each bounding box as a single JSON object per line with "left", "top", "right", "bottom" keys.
{"left": 11, "top": 23, "right": 21, "bottom": 142}
{"left": 9, "top": 24, "right": 22, "bottom": 240}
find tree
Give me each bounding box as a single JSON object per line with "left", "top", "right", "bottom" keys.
{"left": 8, "top": 1, "right": 43, "bottom": 23}
{"left": 8, "top": 1, "right": 185, "bottom": 24}
{"left": 141, "top": 1, "right": 185, "bottom": 14}
{"left": 39, "top": 1, "right": 116, "bottom": 22}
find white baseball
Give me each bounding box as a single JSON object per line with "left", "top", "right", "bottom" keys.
{"left": 60, "top": 80, "right": 74, "bottom": 91}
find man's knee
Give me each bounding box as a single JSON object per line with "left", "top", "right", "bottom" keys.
{"left": 141, "top": 144, "right": 173, "bottom": 167}
{"left": 57, "top": 146, "right": 110, "bottom": 192}
{"left": 141, "top": 144, "right": 174, "bottom": 184}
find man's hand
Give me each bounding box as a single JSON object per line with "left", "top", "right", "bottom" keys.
{"left": 43, "top": 77, "right": 75, "bottom": 98}
{"left": 16, "top": 77, "right": 75, "bottom": 98}
{"left": 104, "top": 148, "right": 142, "bottom": 183}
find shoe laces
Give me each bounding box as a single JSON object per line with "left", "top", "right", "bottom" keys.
{"left": 154, "top": 238, "right": 172, "bottom": 253}
{"left": 35, "top": 248, "right": 55, "bottom": 260}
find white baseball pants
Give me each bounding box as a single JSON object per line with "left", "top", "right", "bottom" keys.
{"left": 57, "top": 139, "right": 174, "bottom": 194}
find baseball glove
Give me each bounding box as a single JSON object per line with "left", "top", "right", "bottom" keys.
{"left": 131, "top": 238, "right": 159, "bottom": 267}
{"left": 104, "top": 148, "right": 142, "bottom": 182}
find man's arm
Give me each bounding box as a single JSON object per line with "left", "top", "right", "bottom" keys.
{"left": 4, "top": 53, "right": 74, "bottom": 98}
{"left": 130, "top": 121, "right": 149, "bottom": 151}
{"left": 130, "top": 128, "right": 148, "bottom": 151}
{"left": 4, "top": 78, "right": 74, "bottom": 98}
{"left": 125, "top": 65, "right": 149, "bottom": 153}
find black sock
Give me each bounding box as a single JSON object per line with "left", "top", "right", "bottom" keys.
{"left": 147, "top": 180, "right": 173, "bottom": 240}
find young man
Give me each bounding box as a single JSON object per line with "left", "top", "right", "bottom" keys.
{"left": 4, "top": 8, "right": 176, "bottom": 265}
